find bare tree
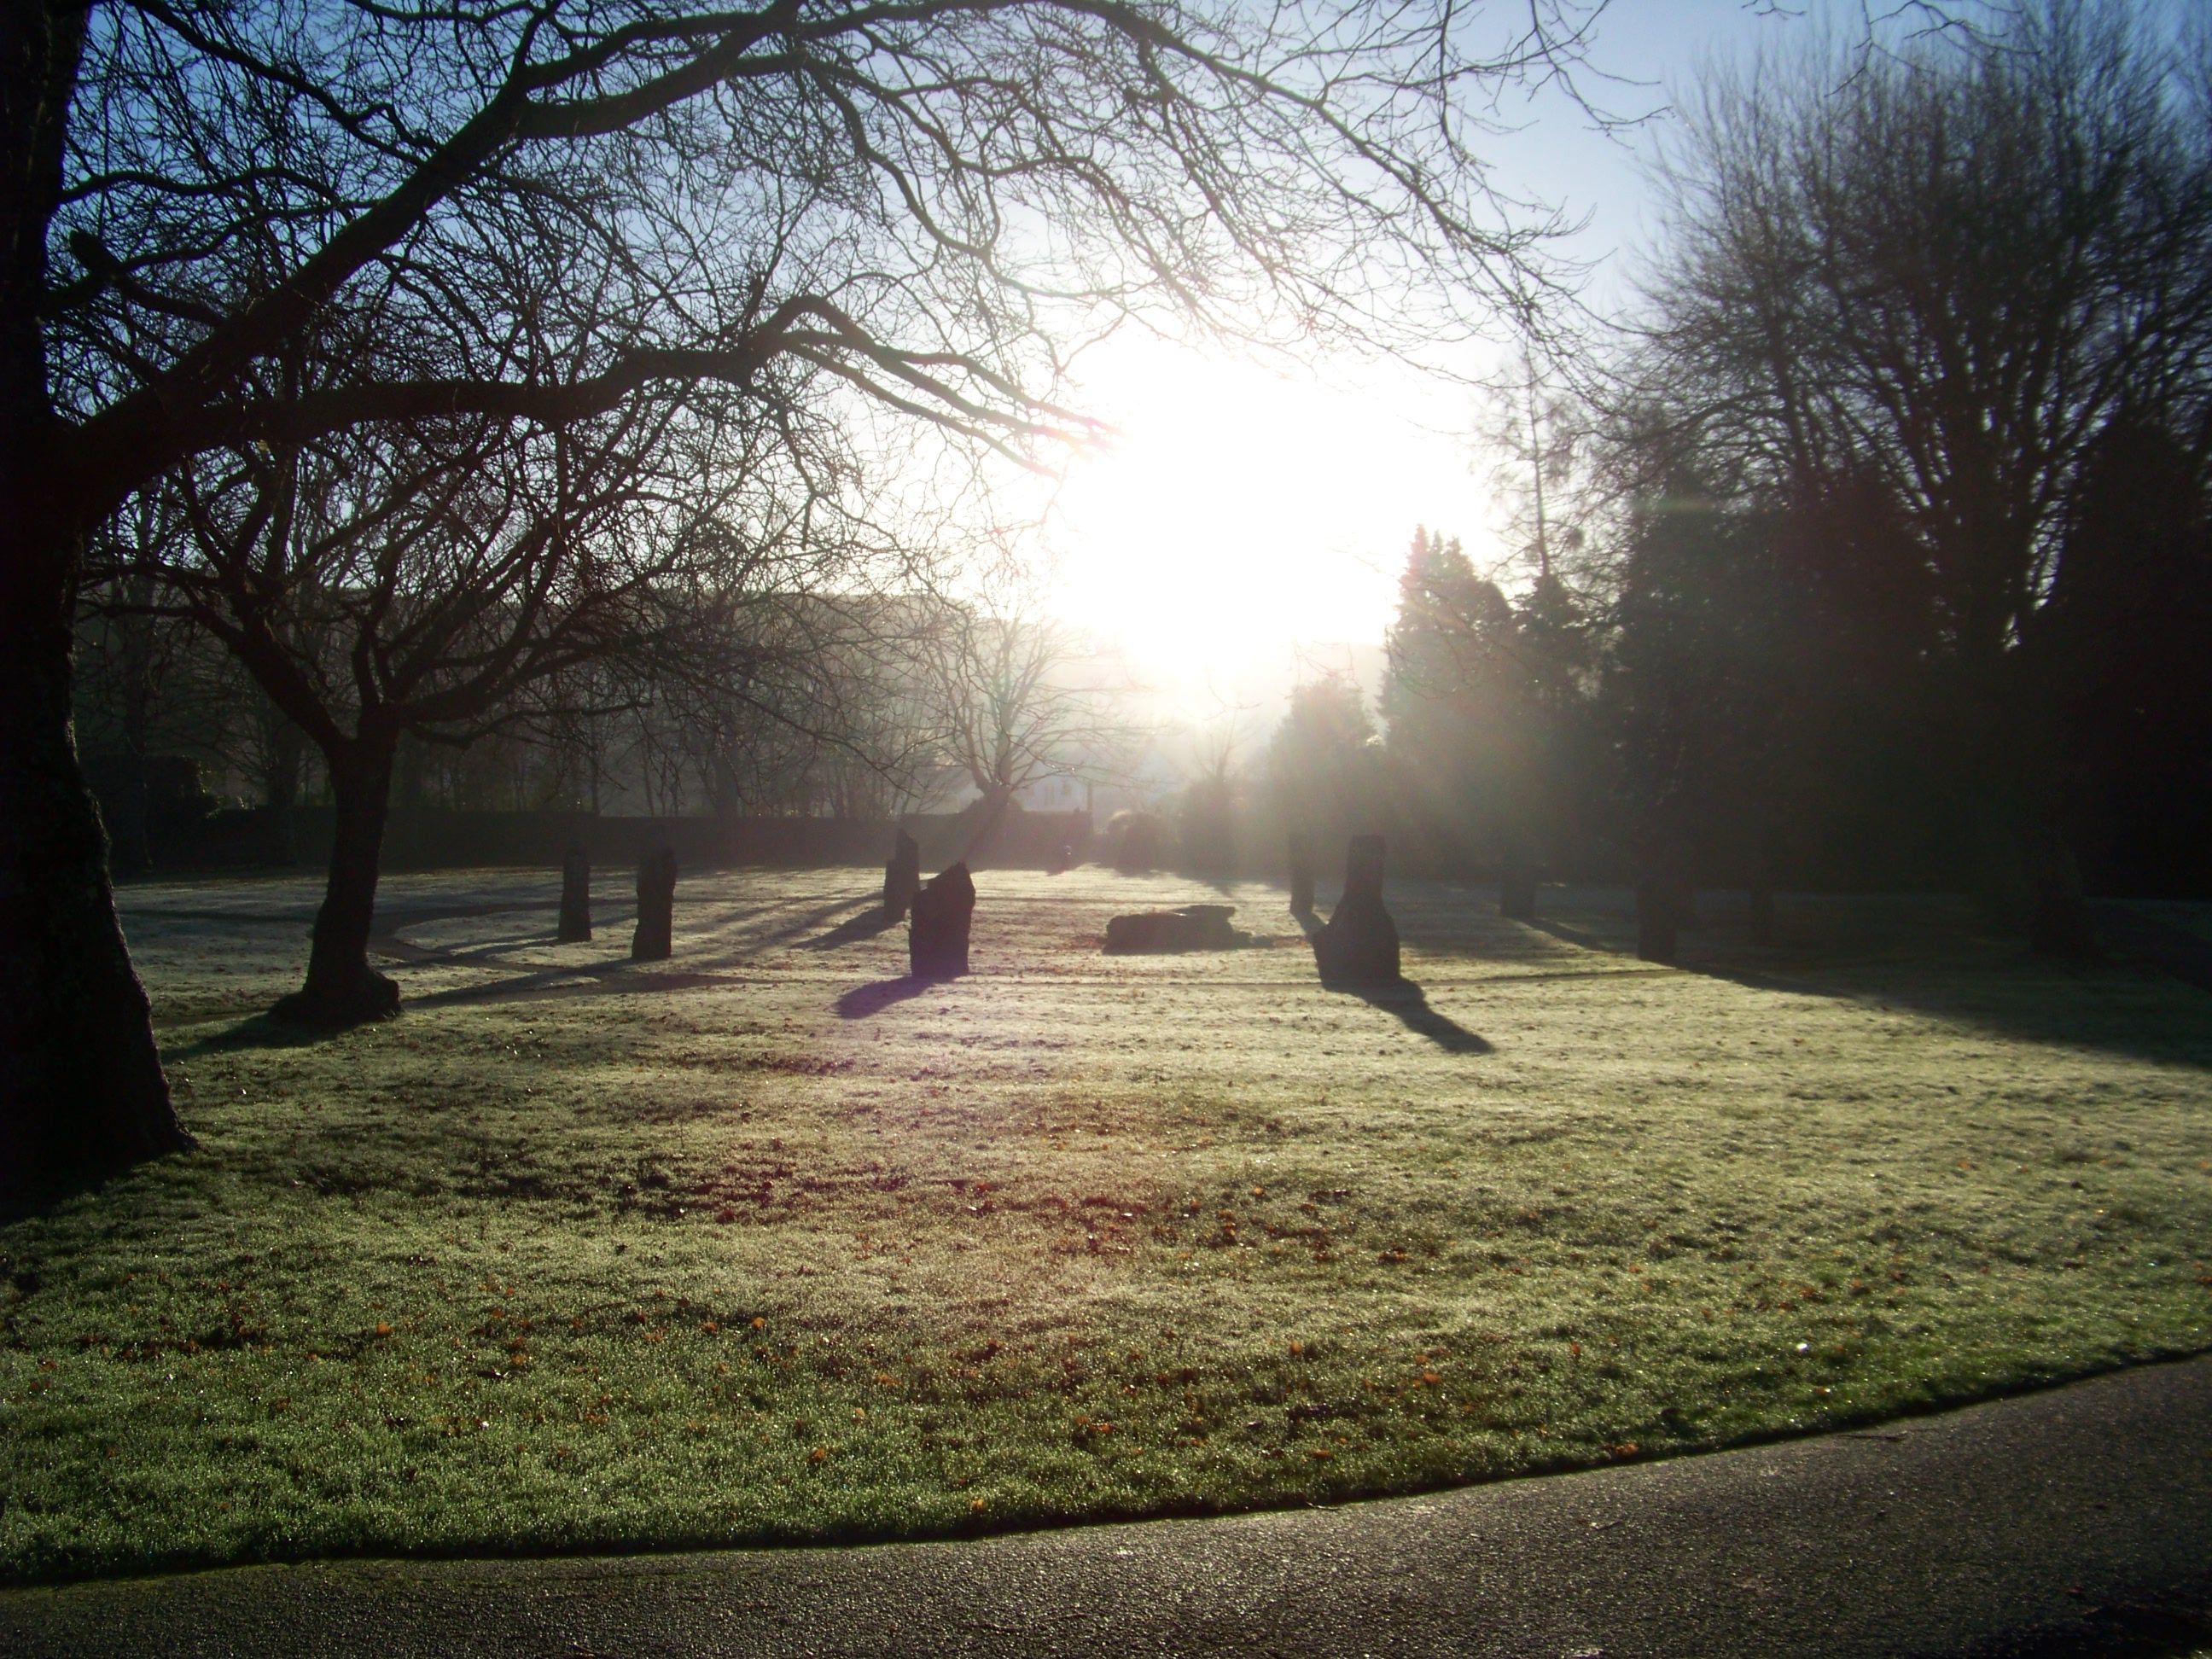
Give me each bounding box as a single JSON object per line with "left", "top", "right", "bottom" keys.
{"left": 1613, "top": 0, "right": 2212, "bottom": 947}
{"left": 5, "top": 0, "right": 1608, "bottom": 1185}
{"left": 919, "top": 583, "right": 1140, "bottom": 816}
{"left": 110, "top": 385, "right": 854, "bottom": 1021}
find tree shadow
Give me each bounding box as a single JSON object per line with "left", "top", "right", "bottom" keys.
{"left": 404, "top": 955, "right": 710, "bottom": 1009}
{"left": 1358, "top": 885, "right": 2212, "bottom": 1068}
{"left": 802, "top": 908, "right": 901, "bottom": 952}
{"left": 753, "top": 894, "right": 885, "bottom": 950}
{"left": 1607, "top": 892, "right": 2212, "bottom": 1071}
{"left": 835, "top": 976, "right": 940, "bottom": 1019}
{"left": 170, "top": 1014, "right": 353, "bottom": 1057}
{"left": 1326, "top": 977, "right": 1492, "bottom": 1053}
{"left": 1517, "top": 914, "right": 1618, "bottom": 953}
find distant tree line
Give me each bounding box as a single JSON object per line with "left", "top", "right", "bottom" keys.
{"left": 8, "top": 0, "right": 1609, "bottom": 1187}
{"left": 1222, "top": 5, "right": 2212, "bottom": 955}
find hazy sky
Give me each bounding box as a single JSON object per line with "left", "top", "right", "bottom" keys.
{"left": 1039, "top": 0, "right": 1817, "bottom": 701}
{"left": 1039, "top": 0, "right": 2194, "bottom": 713}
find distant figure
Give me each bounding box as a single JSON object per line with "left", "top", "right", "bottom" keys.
{"left": 557, "top": 843, "right": 592, "bottom": 942}
{"left": 1288, "top": 831, "right": 1316, "bottom": 915}
{"left": 883, "top": 828, "right": 922, "bottom": 921}
{"left": 1103, "top": 904, "right": 1247, "bottom": 954}
{"left": 632, "top": 844, "right": 677, "bottom": 962}
{"left": 1047, "top": 841, "right": 1074, "bottom": 876}
{"left": 909, "top": 863, "right": 976, "bottom": 979}
{"left": 1313, "top": 834, "right": 1400, "bottom": 985}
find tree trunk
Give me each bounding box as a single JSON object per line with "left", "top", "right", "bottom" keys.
{"left": 271, "top": 732, "right": 400, "bottom": 1024}
{"left": 0, "top": 537, "right": 191, "bottom": 1192}
{"left": 0, "top": 0, "right": 189, "bottom": 1191}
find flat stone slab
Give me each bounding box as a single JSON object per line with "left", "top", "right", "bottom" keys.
{"left": 1103, "top": 905, "right": 1249, "bottom": 954}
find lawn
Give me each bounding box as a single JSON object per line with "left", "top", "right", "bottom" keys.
{"left": 3, "top": 864, "right": 2209, "bottom": 1585}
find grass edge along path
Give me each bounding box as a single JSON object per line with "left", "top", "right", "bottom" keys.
{"left": 2, "top": 868, "right": 2208, "bottom": 1585}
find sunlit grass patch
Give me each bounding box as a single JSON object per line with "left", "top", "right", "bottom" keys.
{"left": 2, "top": 867, "right": 2208, "bottom": 1582}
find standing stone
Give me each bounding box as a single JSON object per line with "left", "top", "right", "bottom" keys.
{"left": 909, "top": 862, "right": 976, "bottom": 979}
{"left": 557, "top": 843, "right": 592, "bottom": 942}
{"left": 883, "top": 829, "right": 921, "bottom": 920}
{"left": 1288, "top": 831, "right": 1316, "bottom": 915}
{"left": 1313, "top": 835, "right": 1400, "bottom": 985}
{"left": 632, "top": 844, "right": 677, "bottom": 962}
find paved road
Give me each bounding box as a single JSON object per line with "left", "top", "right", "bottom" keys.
{"left": 6, "top": 1358, "right": 2209, "bottom": 1658}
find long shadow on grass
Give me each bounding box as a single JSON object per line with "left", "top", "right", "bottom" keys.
{"left": 835, "top": 976, "right": 939, "bottom": 1019}
{"left": 1289, "top": 904, "right": 1490, "bottom": 1051}
{"left": 1519, "top": 915, "right": 1619, "bottom": 953}
{"left": 750, "top": 893, "right": 886, "bottom": 950}
{"left": 404, "top": 959, "right": 728, "bottom": 1009}
{"left": 802, "top": 908, "right": 901, "bottom": 951}
{"left": 1504, "top": 890, "right": 2212, "bottom": 1071}
{"left": 169, "top": 1013, "right": 353, "bottom": 1057}
{"left": 1329, "top": 979, "right": 1492, "bottom": 1053}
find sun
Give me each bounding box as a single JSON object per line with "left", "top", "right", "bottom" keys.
{"left": 1042, "top": 335, "right": 1496, "bottom": 696}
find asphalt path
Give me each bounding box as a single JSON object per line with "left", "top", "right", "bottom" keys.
{"left": 6, "top": 1357, "right": 2209, "bottom": 1658}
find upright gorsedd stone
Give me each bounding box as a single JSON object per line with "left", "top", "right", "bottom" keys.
{"left": 1313, "top": 835, "right": 1400, "bottom": 985}
{"left": 557, "top": 844, "right": 592, "bottom": 942}
{"left": 908, "top": 862, "right": 976, "bottom": 979}
{"left": 632, "top": 845, "right": 677, "bottom": 962}
{"left": 883, "top": 829, "right": 922, "bottom": 921}
{"left": 1288, "top": 831, "right": 1316, "bottom": 915}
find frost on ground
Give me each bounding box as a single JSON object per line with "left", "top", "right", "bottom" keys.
{"left": 3, "top": 866, "right": 2207, "bottom": 1583}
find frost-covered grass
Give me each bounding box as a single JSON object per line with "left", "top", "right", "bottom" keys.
{"left": 3, "top": 865, "right": 2209, "bottom": 1584}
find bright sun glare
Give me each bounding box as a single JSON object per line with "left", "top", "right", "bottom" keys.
{"left": 1044, "top": 337, "right": 1498, "bottom": 701}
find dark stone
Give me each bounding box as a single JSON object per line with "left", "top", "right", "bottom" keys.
{"left": 1103, "top": 904, "right": 1247, "bottom": 954}
{"left": 883, "top": 829, "right": 921, "bottom": 920}
{"left": 1313, "top": 835, "right": 1400, "bottom": 985}
{"left": 1046, "top": 841, "right": 1074, "bottom": 876}
{"left": 909, "top": 862, "right": 975, "bottom": 979}
{"left": 558, "top": 844, "right": 592, "bottom": 942}
{"left": 632, "top": 845, "right": 677, "bottom": 962}
{"left": 1288, "top": 831, "right": 1316, "bottom": 914}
